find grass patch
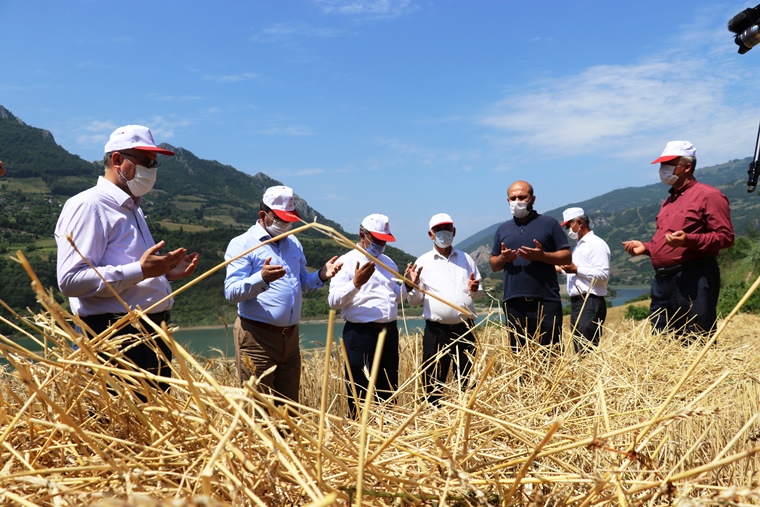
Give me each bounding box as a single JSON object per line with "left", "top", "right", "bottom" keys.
{"left": 1, "top": 177, "right": 49, "bottom": 193}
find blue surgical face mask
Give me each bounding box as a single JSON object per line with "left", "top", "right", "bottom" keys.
{"left": 434, "top": 230, "right": 454, "bottom": 248}
{"left": 366, "top": 240, "right": 385, "bottom": 258}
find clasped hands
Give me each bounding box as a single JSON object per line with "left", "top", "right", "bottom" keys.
{"left": 498, "top": 239, "right": 546, "bottom": 263}
{"left": 140, "top": 240, "right": 200, "bottom": 281}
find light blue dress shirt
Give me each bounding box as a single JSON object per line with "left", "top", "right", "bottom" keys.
{"left": 224, "top": 222, "right": 324, "bottom": 327}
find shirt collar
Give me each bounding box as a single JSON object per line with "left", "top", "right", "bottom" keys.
{"left": 432, "top": 248, "right": 457, "bottom": 260}
{"left": 669, "top": 178, "right": 697, "bottom": 197}
{"left": 514, "top": 210, "right": 538, "bottom": 225}
{"left": 577, "top": 230, "right": 595, "bottom": 244}
{"left": 252, "top": 221, "right": 271, "bottom": 241}
{"left": 96, "top": 176, "right": 139, "bottom": 209}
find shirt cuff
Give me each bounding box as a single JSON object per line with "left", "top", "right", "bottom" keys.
{"left": 123, "top": 261, "right": 145, "bottom": 283}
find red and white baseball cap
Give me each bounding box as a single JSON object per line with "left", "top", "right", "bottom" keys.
{"left": 651, "top": 140, "right": 695, "bottom": 164}
{"left": 429, "top": 213, "right": 454, "bottom": 230}
{"left": 263, "top": 185, "right": 301, "bottom": 222}
{"left": 104, "top": 125, "right": 175, "bottom": 156}
{"left": 361, "top": 213, "right": 396, "bottom": 242}
{"left": 561, "top": 207, "right": 584, "bottom": 226}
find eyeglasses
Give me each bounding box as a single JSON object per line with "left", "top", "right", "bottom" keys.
{"left": 266, "top": 212, "right": 287, "bottom": 224}
{"left": 120, "top": 152, "right": 160, "bottom": 169}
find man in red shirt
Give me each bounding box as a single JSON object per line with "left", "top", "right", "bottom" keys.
{"left": 623, "top": 141, "right": 734, "bottom": 343}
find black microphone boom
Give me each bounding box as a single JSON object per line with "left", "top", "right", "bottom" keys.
{"left": 748, "top": 120, "right": 760, "bottom": 193}
{"left": 729, "top": 3, "right": 760, "bottom": 54}
{"left": 728, "top": 7, "right": 757, "bottom": 34}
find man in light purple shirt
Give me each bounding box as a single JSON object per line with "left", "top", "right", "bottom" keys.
{"left": 224, "top": 185, "right": 342, "bottom": 404}
{"left": 55, "top": 125, "right": 199, "bottom": 399}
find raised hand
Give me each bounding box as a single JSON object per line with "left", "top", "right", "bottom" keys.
{"left": 261, "top": 257, "right": 287, "bottom": 284}
{"left": 353, "top": 261, "right": 376, "bottom": 289}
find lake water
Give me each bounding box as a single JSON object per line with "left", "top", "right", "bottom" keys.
{"left": 174, "top": 286, "right": 650, "bottom": 358}
{"left": 3, "top": 287, "right": 649, "bottom": 360}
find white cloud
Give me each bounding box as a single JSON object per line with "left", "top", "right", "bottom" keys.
{"left": 478, "top": 6, "right": 760, "bottom": 168}
{"left": 313, "top": 0, "right": 416, "bottom": 19}
{"left": 75, "top": 120, "right": 117, "bottom": 147}
{"left": 203, "top": 73, "right": 259, "bottom": 83}
{"left": 296, "top": 168, "right": 325, "bottom": 176}
{"left": 257, "top": 125, "right": 314, "bottom": 136}
{"left": 251, "top": 23, "right": 343, "bottom": 44}
{"left": 479, "top": 59, "right": 756, "bottom": 167}
{"left": 150, "top": 94, "right": 205, "bottom": 102}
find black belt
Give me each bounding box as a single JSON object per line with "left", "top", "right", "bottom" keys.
{"left": 346, "top": 320, "right": 397, "bottom": 329}
{"left": 655, "top": 257, "right": 712, "bottom": 277}
{"left": 79, "top": 311, "right": 171, "bottom": 334}
{"left": 240, "top": 316, "right": 297, "bottom": 335}
{"left": 426, "top": 320, "right": 474, "bottom": 330}
{"left": 81, "top": 311, "right": 171, "bottom": 324}
{"left": 570, "top": 294, "right": 604, "bottom": 303}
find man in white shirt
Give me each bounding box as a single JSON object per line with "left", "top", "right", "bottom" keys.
{"left": 328, "top": 214, "right": 409, "bottom": 417}
{"left": 55, "top": 125, "right": 199, "bottom": 399}
{"left": 406, "top": 213, "right": 482, "bottom": 405}
{"left": 559, "top": 207, "right": 610, "bottom": 354}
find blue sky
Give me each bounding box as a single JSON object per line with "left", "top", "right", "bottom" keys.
{"left": 2, "top": 0, "right": 760, "bottom": 256}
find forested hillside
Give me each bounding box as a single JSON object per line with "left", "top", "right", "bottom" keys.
{"left": 0, "top": 106, "right": 415, "bottom": 333}
{"left": 459, "top": 157, "right": 760, "bottom": 286}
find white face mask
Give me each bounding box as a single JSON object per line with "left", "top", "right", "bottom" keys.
{"left": 120, "top": 165, "right": 157, "bottom": 196}
{"left": 567, "top": 227, "right": 579, "bottom": 241}
{"left": 266, "top": 214, "right": 293, "bottom": 237}
{"left": 659, "top": 164, "right": 679, "bottom": 186}
{"left": 434, "top": 230, "right": 454, "bottom": 248}
{"left": 509, "top": 200, "right": 531, "bottom": 219}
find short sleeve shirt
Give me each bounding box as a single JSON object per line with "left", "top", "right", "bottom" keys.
{"left": 491, "top": 212, "right": 570, "bottom": 302}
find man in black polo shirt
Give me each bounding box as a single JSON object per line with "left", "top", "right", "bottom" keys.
{"left": 490, "top": 180, "right": 571, "bottom": 351}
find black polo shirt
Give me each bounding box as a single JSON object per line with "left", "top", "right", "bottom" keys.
{"left": 491, "top": 211, "right": 569, "bottom": 302}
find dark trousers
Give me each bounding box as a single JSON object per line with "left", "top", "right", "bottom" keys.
{"left": 342, "top": 320, "right": 399, "bottom": 418}
{"left": 421, "top": 320, "right": 475, "bottom": 405}
{"left": 234, "top": 316, "right": 301, "bottom": 403}
{"left": 80, "top": 311, "right": 172, "bottom": 401}
{"left": 503, "top": 298, "right": 563, "bottom": 351}
{"left": 569, "top": 294, "right": 607, "bottom": 354}
{"left": 650, "top": 257, "right": 720, "bottom": 343}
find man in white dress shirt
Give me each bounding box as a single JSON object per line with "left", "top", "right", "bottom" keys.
{"left": 55, "top": 125, "right": 199, "bottom": 399}
{"left": 328, "top": 213, "right": 409, "bottom": 417}
{"left": 559, "top": 207, "right": 610, "bottom": 354}
{"left": 406, "top": 213, "right": 482, "bottom": 405}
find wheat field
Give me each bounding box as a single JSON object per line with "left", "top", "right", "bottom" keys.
{"left": 2, "top": 228, "right": 760, "bottom": 506}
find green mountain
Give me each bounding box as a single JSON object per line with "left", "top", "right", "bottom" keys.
{"left": 458, "top": 158, "right": 759, "bottom": 285}
{"left": 0, "top": 106, "right": 416, "bottom": 330}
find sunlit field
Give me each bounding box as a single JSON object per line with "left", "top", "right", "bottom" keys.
{"left": 2, "top": 237, "right": 760, "bottom": 506}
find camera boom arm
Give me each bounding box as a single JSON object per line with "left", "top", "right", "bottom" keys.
{"left": 748, "top": 120, "right": 760, "bottom": 193}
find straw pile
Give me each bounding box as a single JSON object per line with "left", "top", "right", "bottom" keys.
{"left": 2, "top": 238, "right": 760, "bottom": 505}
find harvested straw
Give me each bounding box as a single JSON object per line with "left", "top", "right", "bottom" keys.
{"left": 2, "top": 224, "right": 760, "bottom": 506}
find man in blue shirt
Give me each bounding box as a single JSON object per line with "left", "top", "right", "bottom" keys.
{"left": 489, "top": 180, "right": 571, "bottom": 351}
{"left": 224, "top": 185, "right": 342, "bottom": 403}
